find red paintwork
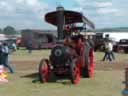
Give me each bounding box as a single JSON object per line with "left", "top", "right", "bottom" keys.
{"left": 16, "top": 37, "right": 21, "bottom": 45}
{"left": 65, "top": 37, "right": 94, "bottom": 79}
{"left": 40, "top": 59, "right": 49, "bottom": 82}
{"left": 39, "top": 37, "right": 94, "bottom": 84}
{"left": 72, "top": 64, "right": 80, "bottom": 84}
{"left": 88, "top": 48, "right": 94, "bottom": 77}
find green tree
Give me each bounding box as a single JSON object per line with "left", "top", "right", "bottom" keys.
{"left": 3, "top": 26, "right": 17, "bottom": 35}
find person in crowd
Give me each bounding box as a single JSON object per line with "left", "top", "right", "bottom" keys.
{"left": 109, "top": 40, "right": 115, "bottom": 60}
{"left": 12, "top": 42, "right": 17, "bottom": 52}
{"left": 1, "top": 42, "right": 14, "bottom": 73}
{"left": 102, "top": 40, "right": 112, "bottom": 61}
{"left": 102, "top": 38, "right": 116, "bottom": 61}
{"left": 16, "top": 38, "right": 21, "bottom": 50}
{"left": 27, "top": 41, "right": 33, "bottom": 54}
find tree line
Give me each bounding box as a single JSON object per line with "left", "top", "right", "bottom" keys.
{"left": 95, "top": 27, "right": 128, "bottom": 32}
{"left": 0, "top": 26, "right": 19, "bottom": 35}
{"left": 0, "top": 26, "right": 128, "bottom": 35}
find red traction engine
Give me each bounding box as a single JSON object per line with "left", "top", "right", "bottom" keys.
{"left": 38, "top": 6, "right": 95, "bottom": 84}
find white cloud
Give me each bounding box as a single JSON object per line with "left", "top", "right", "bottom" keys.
{"left": 0, "top": 1, "right": 14, "bottom": 13}
{"left": 0, "top": 0, "right": 127, "bottom": 29}
{"left": 75, "top": 0, "right": 98, "bottom": 7}
{"left": 96, "top": 2, "right": 112, "bottom": 8}
{"left": 0, "top": 0, "right": 54, "bottom": 29}
{"left": 72, "top": 7, "right": 83, "bottom": 12}
{"left": 73, "top": 0, "right": 127, "bottom": 28}
{"left": 97, "top": 8, "right": 118, "bottom": 14}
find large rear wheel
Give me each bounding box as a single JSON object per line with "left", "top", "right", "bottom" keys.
{"left": 87, "top": 48, "right": 94, "bottom": 77}
{"left": 39, "top": 59, "right": 49, "bottom": 83}
{"left": 82, "top": 44, "right": 94, "bottom": 78}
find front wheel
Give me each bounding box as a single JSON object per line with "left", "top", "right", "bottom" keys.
{"left": 70, "top": 61, "right": 80, "bottom": 84}
{"left": 82, "top": 46, "right": 94, "bottom": 78}
{"left": 39, "top": 59, "right": 49, "bottom": 83}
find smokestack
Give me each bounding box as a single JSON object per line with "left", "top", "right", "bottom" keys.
{"left": 56, "top": 6, "right": 64, "bottom": 40}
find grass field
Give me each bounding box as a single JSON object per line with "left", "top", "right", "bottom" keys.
{"left": 0, "top": 49, "right": 127, "bottom": 96}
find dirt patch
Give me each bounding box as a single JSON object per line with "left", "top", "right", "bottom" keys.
{"left": 9, "top": 59, "right": 128, "bottom": 72}
{"left": 10, "top": 60, "right": 39, "bottom": 71}
{"left": 94, "top": 60, "right": 127, "bottom": 71}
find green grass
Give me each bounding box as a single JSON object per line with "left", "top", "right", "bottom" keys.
{"left": 0, "top": 49, "right": 126, "bottom": 96}
{"left": 94, "top": 51, "right": 128, "bottom": 62}
{"left": 9, "top": 49, "right": 50, "bottom": 61}
{"left": 10, "top": 49, "right": 128, "bottom": 62}
{"left": 0, "top": 71, "right": 123, "bottom": 96}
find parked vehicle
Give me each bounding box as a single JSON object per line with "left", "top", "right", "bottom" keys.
{"left": 114, "top": 39, "right": 128, "bottom": 53}
{"left": 38, "top": 6, "right": 95, "bottom": 84}
{"left": 95, "top": 32, "right": 120, "bottom": 51}
{"left": 21, "top": 30, "right": 56, "bottom": 49}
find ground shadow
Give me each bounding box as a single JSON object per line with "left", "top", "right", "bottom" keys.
{"left": 20, "top": 72, "right": 38, "bottom": 79}
{"left": 20, "top": 72, "right": 74, "bottom": 85}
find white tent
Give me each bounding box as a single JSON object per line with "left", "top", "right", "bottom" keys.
{"left": 0, "top": 34, "right": 8, "bottom": 41}
{"left": 102, "top": 32, "right": 128, "bottom": 42}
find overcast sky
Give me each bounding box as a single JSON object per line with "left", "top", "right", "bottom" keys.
{"left": 0, "top": 0, "right": 128, "bottom": 30}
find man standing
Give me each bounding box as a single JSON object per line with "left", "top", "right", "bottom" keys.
{"left": 27, "top": 41, "right": 32, "bottom": 54}
{"left": 102, "top": 40, "right": 113, "bottom": 61}
{"left": 1, "top": 42, "right": 14, "bottom": 73}
{"left": 109, "top": 39, "right": 115, "bottom": 60}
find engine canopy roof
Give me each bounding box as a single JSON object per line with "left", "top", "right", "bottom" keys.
{"left": 45, "top": 10, "right": 95, "bottom": 29}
